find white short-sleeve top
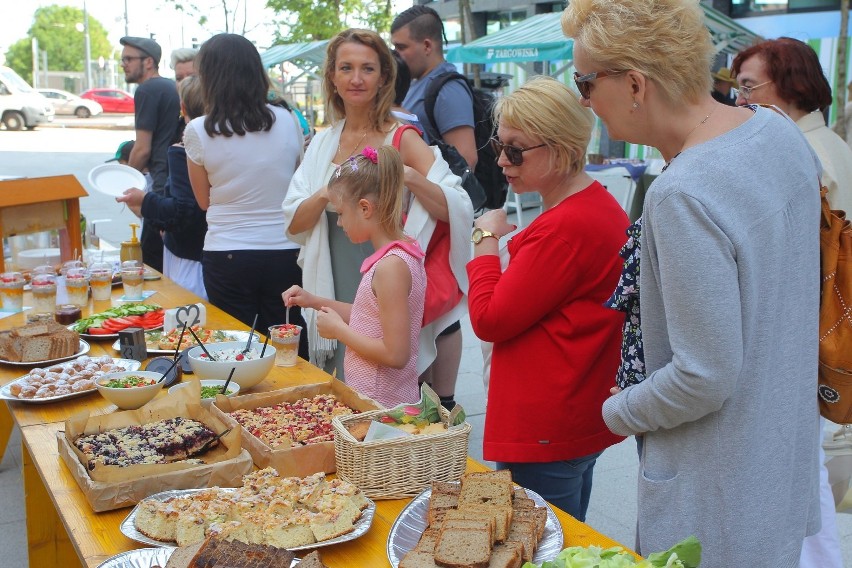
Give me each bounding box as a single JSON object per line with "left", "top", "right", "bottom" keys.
{"left": 184, "top": 104, "right": 300, "bottom": 251}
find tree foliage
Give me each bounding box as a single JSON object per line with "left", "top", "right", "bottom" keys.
{"left": 3, "top": 5, "right": 111, "bottom": 84}
{"left": 266, "top": 0, "right": 393, "bottom": 43}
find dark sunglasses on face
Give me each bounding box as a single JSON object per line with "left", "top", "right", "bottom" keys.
{"left": 573, "top": 69, "right": 625, "bottom": 99}
{"left": 490, "top": 137, "right": 546, "bottom": 166}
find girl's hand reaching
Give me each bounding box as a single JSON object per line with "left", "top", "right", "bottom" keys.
{"left": 316, "top": 307, "right": 346, "bottom": 340}
{"left": 282, "top": 285, "right": 315, "bottom": 309}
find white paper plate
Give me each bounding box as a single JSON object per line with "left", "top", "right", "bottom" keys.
{"left": 88, "top": 164, "right": 147, "bottom": 197}
{"left": 386, "top": 483, "right": 564, "bottom": 567}
{"left": 0, "top": 357, "right": 141, "bottom": 403}
{"left": 0, "top": 339, "right": 90, "bottom": 367}
{"left": 121, "top": 487, "right": 375, "bottom": 551}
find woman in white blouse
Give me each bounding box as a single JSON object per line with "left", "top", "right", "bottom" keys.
{"left": 185, "top": 33, "right": 307, "bottom": 354}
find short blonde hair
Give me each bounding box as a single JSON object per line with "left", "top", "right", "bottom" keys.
{"left": 323, "top": 29, "right": 396, "bottom": 130}
{"left": 562, "top": 0, "right": 714, "bottom": 105}
{"left": 493, "top": 76, "right": 593, "bottom": 177}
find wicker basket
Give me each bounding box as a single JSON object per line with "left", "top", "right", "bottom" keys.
{"left": 332, "top": 407, "right": 471, "bottom": 500}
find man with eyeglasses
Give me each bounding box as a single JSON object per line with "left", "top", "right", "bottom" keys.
{"left": 119, "top": 36, "right": 181, "bottom": 274}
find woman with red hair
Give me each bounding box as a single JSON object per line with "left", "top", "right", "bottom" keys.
{"left": 732, "top": 37, "right": 852, "bottom": 214}
{"left": 732, "top": 37, "right": 850, "bottom": 568}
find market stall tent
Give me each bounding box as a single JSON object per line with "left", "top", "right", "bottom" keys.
{"left": 261, "top": 40, "right": 329, "bottom": 87}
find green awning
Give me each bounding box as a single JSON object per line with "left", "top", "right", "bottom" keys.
{"left": 446, "top": 13, "right": 571, "bottom": 64}
{"left": 446, "top": 6, "right": 762, "bottom": 65}
{"left": 701, "top": 4, "right": 763, "bottom": 54}
{"left": 261, "top": 40, "right": 329, "bottom": 69}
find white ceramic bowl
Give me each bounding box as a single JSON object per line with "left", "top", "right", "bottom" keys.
{"left": 168, "top": 379, "right": 241, "bottom": 407}
{"left": 186, "top": 341, "right": 275, "bottom": 390}
{"left": 95, "top": 370, "right": 164, "bottom": 410}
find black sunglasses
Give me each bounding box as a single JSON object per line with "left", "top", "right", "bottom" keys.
{"left": 573, "top": 70, "right": 625, "bottom": 99}
{"left": 490, "top": 137, "right": 546, "bottom": 166}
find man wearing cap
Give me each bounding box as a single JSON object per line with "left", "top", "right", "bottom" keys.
{"left": 120, "top": 36, "right": 180, "bottom": 273}
{"left": 711, "top": 67, "right": 737, "bottom": 106}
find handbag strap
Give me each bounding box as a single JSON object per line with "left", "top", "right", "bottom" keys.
{"left": 392, "top": 124, "right": 423, "bottom": 150}
{"left": 821, "top": 185, "right": 836, "bottom": 228}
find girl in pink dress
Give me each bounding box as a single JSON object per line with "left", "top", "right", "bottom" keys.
{"left": 282, "top": 145, "right": 426, "bottom": 407}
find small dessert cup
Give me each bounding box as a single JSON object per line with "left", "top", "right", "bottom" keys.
{"left": 120, "top": 260, "right": 144, "bottom": 300}
{"left": 268, "top": 324, "right": 302, "bottom": 367}
{"left": 31, "top": 273, "right": 57, "bottom": 315}
{"left": 0, "top": 272, "right": 25, "bottom": 312}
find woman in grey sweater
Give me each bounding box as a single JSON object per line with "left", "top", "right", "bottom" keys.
{"left": 562, "top": 1, "right": 822, "bottom": 566}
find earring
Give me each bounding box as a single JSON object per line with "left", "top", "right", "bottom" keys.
{"left": 632, "top": 101, "right": 640, "bottom": 109}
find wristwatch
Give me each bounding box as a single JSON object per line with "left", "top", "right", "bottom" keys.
{"left": 471, "top": 227, "right": 498, "bottom": 244}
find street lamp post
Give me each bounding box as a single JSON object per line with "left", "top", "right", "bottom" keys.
{"left": 83, "top": 0, "right": 92, "bottom": 91}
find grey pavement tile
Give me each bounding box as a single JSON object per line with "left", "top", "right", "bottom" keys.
{"left": 0, "top": 426, "right": 22, "bottom": 473}
{"left": 0, "top": 518, "right": 28, "bottom": 568}
{"left": 0, "top": 482, "right": 25, "bottom": 524}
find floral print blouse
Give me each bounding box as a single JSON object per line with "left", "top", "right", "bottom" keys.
{"left": 604, "top": 218, "right": 645, "bottom": 389}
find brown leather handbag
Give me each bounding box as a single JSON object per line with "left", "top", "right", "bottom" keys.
{"left": 818, "top": 186, "right": 852, "bottom": 424}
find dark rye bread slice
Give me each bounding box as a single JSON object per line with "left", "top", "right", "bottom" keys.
{"left": 187, "top": 535, "right": 296, "bottom": 568}
{"left": 433, "top": 526, "right": 492, "bottom": 568}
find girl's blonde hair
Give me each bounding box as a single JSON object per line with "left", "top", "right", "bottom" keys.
{"left": 493, "top": 75, "right": 593, "bottom": 176}
{"left": 177, "top": 75, "right": 204, "bottom": 121}
{"left": 561, "top": 0, "right": 714, "bottom": 105}
{"left": 323, "top": 29, "right": 396, "bottom": 131}
{"left": 328, "top": 145, "right": 405, "bottom": 240}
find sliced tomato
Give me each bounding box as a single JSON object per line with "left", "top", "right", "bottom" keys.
{"left": 87, "top": 327, "right": 114, "bottom": 335}
{"left": 101, "top": 319, "right": 125, "bottom": 332}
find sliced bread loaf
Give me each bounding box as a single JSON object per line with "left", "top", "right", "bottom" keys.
{"left": 433, "top": 526, "right": 492, "bottom": 568}
{"left": 400, "top": 549, "right": 442, "bottom": 568}
{"left": 487, "top": 542, "right": 524, "bottom": 568}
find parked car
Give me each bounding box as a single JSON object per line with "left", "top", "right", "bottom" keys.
{"left": 0, "top": 66, "right": 54, "bottom": 130}
{"left": 37, "top": 88, "right": 103, "bottom": 118}
{"left": 79, "top": 88, "right": 134, "bottom": 113}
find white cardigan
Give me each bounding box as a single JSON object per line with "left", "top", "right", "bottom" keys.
{"left": 283, "top": 120, "right": 474, "bottom": 371}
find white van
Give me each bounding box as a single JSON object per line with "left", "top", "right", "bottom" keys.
{"left": 0, "top": 66, "right": 54, "bottom": 130}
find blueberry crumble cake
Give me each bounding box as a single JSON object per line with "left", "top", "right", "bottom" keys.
{"left": 74, "top": 417, "right": 219, "bottom": 470}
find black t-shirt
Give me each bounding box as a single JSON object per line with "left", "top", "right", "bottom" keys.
{"left": 134, "top": 77, "right": 180, "bottom": 193}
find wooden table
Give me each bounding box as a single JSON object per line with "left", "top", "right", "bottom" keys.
{"left": 0, "top": 273, "right": 636, "bottom": 567}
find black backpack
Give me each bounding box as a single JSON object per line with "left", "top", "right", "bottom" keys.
{"left": 424, "top": 72, "right": 508, "bottom": 211}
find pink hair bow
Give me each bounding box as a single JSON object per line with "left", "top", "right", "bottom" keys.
{"left": 362, "top": 146, "right": 378, "bottom": 164}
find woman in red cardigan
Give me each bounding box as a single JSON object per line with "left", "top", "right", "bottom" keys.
{"left": 467, "top": 76, "right": 627, "bottom": 521}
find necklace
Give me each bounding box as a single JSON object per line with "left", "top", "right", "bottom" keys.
{"left": 337, "top": 129, "right": 368, "bottom": 161}
{"left": 661, "top": 105, "right": 718, "bottom": 173}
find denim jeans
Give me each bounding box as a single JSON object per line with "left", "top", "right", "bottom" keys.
{"left": 497, "top": 451, "right": 603, "bottom": 522}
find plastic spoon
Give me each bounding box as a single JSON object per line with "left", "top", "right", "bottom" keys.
{"left": 173, "top": 321, "right": 188, "bottom": 361}
{"left": 156, "top": 353, "right": 183, "bottom": 384}
{"left": 242, "top": 314, "right": 258, "bottom": 353}
{"left": 188, "top": 326, "right": 216, "bottom": 360}
{"left": 221, "top": 367, "right": 236, "bottom": 395}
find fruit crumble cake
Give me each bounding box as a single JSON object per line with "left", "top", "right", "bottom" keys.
{"left": 229, "top": 394, "right": 355, "bottom": 448}
{"left": 74, "top": 417, "right": 219, "bottom": 470}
